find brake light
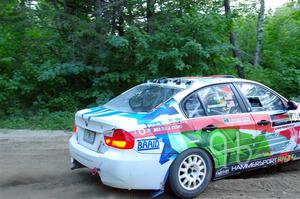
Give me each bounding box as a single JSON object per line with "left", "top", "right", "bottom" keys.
{"left": 104, "top": 129, "right": 134, "bottom": 149}
{"left": 73, "top": 124, "right": 77, "bottom": 134}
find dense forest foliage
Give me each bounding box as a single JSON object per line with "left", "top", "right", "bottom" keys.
{"left": 0, "top": 0, "right": 300, "bottom": 129}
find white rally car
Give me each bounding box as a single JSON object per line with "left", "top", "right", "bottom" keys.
{"left": 69, "top": 76, "right": 300, "bottom": 198}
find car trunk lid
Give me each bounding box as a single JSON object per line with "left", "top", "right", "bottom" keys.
{"left": 75, "top": 107, "right": 142, "bottom": 152}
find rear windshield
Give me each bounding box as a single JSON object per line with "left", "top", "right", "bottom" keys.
{"left": 104, "top": 84, "right": 181, "bottom": 113}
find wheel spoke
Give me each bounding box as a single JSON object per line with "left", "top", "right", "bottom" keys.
{"left": 182, "top": 161, "right": 188, "bottom": 168}
{"left": 179, "top": 167, "right": 187, "bottom": 173}
{"left": 198, "top": 171, "right": 205, "bottom": 177}
{"left": 193, "top": 156, "right": 197, "bottom": 164}
{"left": 179, "top": 174, "right": 188, "bottom": 179}
{"left": 197, "top": 159, "right": 203, "bottom": 166}
{"left": 199, "top": 165, "right": 205, "bottom": 171}
{"left": 182, "top": 178, "right": 188, "bottom": 185}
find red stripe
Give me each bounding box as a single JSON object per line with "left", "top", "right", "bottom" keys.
{"left": 272, "top": 114, "right": 289, "bottom": 120}
{"left": 131, "top": 115, "right": 258, "bottom": 139}
{"left": 279, "top": 129, "right": 292, "bottom": 139}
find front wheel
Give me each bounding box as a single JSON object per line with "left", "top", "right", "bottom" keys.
{"left": 168, "top": 148, "right": 213, "bottom": 199}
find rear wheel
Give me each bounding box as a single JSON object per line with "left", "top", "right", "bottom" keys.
{"left": 168, "top": 148, "right": 213, "bottom": 199}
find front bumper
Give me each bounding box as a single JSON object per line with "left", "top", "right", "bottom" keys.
{"left": 69, "top": 135, "right": 171, "bottom": 190}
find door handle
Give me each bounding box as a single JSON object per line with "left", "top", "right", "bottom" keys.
{"left": 257, "top": 120, "right": 271, "bottom": 126}
{"left": 202, "top": 125, "right": 218, "bottom": 132}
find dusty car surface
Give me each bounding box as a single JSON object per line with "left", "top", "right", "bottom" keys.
{"left": 69, "top": 75, "right": 300, "bottom": 198}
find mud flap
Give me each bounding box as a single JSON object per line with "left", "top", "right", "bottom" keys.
{"left": 151, "top": 170, "right": 169, "bottom": 198}
{"left": 70, "top": 158, "right": 85, "bottom": 170}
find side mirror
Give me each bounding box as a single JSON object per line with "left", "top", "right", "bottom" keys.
{"left": 287, "top": 100, "right": 298, "bottom": 110}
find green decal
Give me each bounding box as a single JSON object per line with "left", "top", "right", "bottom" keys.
{"left": 168, "top": 129, "right": 271, "bottom": 168}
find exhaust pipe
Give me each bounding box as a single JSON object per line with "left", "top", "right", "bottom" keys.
{"left": 90, "top": 167, "right": 98, "bottom": 175}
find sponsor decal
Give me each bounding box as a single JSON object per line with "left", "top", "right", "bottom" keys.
{"left": 151, "top": 123, "right": 183, "bottom": 134}
{"left": 289, "top": 111, "right": 300, "bottom": 122}
{"left": 230, "top": 157, "right": 277, "bottom": 172}
{"left": 271, "top": 111, "right": 300, "bottom": 126}
{"left": 131, "top": 120, "right": 190, "bottom": 138}
{"left": 209, "top": 131, "right": 253, "bottom": 167}
{"left": 215, "top": 167, "right": 230, "bottom": 177}
{"left": 274, "top": 124, "right": 295, "bottom": 131}
{"left": 137, "top": 138, "right": 160, "bottom": 151}
{"left": 229, "top": 152, "right": 297, "bottom": 173}
{"left": 223, "top": 117, "right": 251, "bottom": 124}
{"left": 277, "top": 152, "right": 296, "bottom": 163}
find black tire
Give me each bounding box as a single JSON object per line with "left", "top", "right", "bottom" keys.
{"left": 168, "top": 148, "right": 213, "bottom": 199}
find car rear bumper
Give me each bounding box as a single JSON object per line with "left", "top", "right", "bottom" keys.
{"left": 69, "top": 135, "right": 171, "bottom": 190}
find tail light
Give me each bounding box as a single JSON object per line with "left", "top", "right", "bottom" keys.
{"left": 73, "top": 124, "right": 77, "bottom": 134}
{"left": 104, "top": 129, "right": 134, "bottom": 149}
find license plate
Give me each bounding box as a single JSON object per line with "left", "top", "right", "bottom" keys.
{"left": 83, "top": 129, "right": 96, "bottom": 144}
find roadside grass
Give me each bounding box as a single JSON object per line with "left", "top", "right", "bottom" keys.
{"left": 0, "top": 111, "right": 74, "bottom": 130}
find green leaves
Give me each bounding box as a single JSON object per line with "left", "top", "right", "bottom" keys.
{"left": 106, "top": 36, "right": 129, "bottom": 48}
{"left": 0, "top": 0, "right": 299, "bottom": 120}
{"left": 38, "top": 62, "right": 99, "bottom": 81}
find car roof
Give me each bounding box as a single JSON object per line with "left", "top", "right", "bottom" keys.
{"left": 146, "top": 75, "right": 287, "bottom": 103}
{"left": 147, "top": 75, "right": 253, "bottom": 89}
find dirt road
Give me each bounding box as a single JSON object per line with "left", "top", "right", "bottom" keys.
{"left": 0, "top": 129, "right": 299, "bottom": 199}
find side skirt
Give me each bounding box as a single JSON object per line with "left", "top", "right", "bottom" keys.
{"left": 213, "top": 150, "right": 300, "bottom": 180}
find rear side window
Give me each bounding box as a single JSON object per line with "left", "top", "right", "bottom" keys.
{"left": 182, "top": 93, "right": 205, "bottom": 118}
{"left": 104, "top": 84, "right": 181, "bottom": 113}
{"left": 197, "top": 84, "right": 242, "bottom": 116}
{"left": 236, "top": 83, "right": 285, "bottom": 112}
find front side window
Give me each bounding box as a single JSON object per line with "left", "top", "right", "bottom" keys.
{"left": 104, "top": 84, "right": 181, "bottom": 113}
{"left": 197, "top": 84, "right": 242, "bottom": 116}
{"left": 236, "top": 83, "right": 285, "bottom": 112}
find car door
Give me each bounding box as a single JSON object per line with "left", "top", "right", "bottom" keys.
{"left": 235, "top": 82, "right": 298, "bottom": 156}
{"left": 181, "top": 83, "right": 262, "bottom": 170}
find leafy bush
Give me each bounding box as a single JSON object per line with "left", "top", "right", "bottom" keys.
{"left": 0, "top": 1, "right": 299, "bottom": 130}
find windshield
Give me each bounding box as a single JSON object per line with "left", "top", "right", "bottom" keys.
{"left": 104, "top": 84, "right": 181, "bottom": 113}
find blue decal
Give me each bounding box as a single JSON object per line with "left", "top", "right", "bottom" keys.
{"left": 85, "top": 110, "right": 122, "bottom": 122}
{"left": 81, "top": 107, "right": 106, "bottom": 117}
{"left": 137, "top": 99, "right": 179, "bottom": 124}
{"left": 82, "top": 98, "right": 179, "bottom": 124}
{"left": 85, "top": 109, "right": 111, "bottom": 120}
{"left": 155, "top": 134, "right": 178, "bottom": 164}
{"left": 137, "top": 138, "right": 160, "bottom": 151}
{"left": 119, "top": 113, "right": 146, "bottom": 120}
{"left": 140, "top": 106, "right": 178, "bottom": 123}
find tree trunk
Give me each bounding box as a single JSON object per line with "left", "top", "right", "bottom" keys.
{"left": 146, "top": 0, "right": 155, "bottom": 34}
{"left": 224, "top": 0, "right": 245, "bottom": 78}
{"left": 115, "top": 1, "right": 125, "bottom": 36}
{"left": 254, "top": 0, "right": 265, "bottom": 66}
{"left": 95, "top": 0, "right": 107, "bottom": 34}
{"left": 124, "top": 1, "right": 134, "bottom": 25}
{"left": 117, "top": 14, "right": 125, "bottom": 36}
{"left": 50, "top": 0, "right": 68, "bottom": 40}
{"left": 111, "top": 4, "right": 117, "bottom": 34}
